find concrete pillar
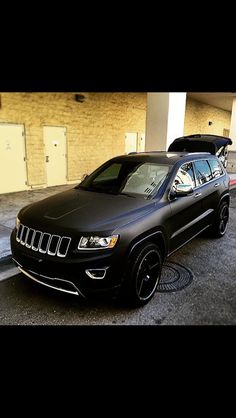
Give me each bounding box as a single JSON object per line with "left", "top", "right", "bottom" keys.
{"left": 229, "top": 98, "right": 236, "bottom": 151}
{"left": 145, "top": 93, "right": 187, "bottom": 152}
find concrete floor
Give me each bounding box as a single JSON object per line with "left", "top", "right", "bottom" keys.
{"left": 0, "top": 188, "right": 235, "bottom": 325}
{"left": 0, "top": 189, "right": 235, "bottom": 324}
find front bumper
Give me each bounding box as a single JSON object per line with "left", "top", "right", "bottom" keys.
{"left": 11, "top": 229, "right": 126, "bottom": 297}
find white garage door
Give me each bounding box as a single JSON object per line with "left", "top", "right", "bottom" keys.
{"left": 0, "top": 124, "right": 27, "bottom": 194}
{"left": 43, "top": 126, "right": 67, "bottom": 187}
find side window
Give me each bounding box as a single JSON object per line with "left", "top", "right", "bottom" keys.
{"left": 173, "top": 162, "right": 196, "bottom": 189}
{"left": 194, "top": 160, "right": 213, "bottom": 186}
{"left": 208, "top": 159, "right": 224, "bottom": 178}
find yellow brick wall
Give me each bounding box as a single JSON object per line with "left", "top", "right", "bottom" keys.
{"left": 0, "top": 93, "right": 147, "bottom": 186}
{"left": 0, "top": 93, "right": 232, "bottom": 188}
{"left": 184, "top": 97, "right": 231, "bottom": 136}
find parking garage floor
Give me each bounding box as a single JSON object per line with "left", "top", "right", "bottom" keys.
{"left": 0, "top": 184, "right": 236, "bottom": 325}
{"left": 0, "top": 189, "right": 236, "bottom": 326}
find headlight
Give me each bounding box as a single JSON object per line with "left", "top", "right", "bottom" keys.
{"left": 16, "top": 216, "right": 20, "bottom": 230}
{"left": 78, "top": 235, "right": 119, "bottom": 250}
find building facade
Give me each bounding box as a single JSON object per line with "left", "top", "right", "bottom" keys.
{"left": 0, "top": 92, "right": 233, "bottom": 194}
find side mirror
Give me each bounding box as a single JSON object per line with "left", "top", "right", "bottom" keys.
{"left": 175, "top": 184, "right": 193, "bottom": 196}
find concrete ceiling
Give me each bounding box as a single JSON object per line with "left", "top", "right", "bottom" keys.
{"left": 187, "top": 93, "right": 236, "bottom": 112}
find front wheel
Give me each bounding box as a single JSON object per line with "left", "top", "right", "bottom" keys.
{"left": 209, "top": 201, "right": 229, "bottom": 238}
{"left": 121, "top": 243, "right": 163, "bottom": 307}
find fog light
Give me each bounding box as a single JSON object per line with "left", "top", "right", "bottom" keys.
{"left": 85, "top": 268, "right": 108, "bottom": 279}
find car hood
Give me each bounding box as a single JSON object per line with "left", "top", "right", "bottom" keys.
{"left": 168, "top": 134, "right": 232, "bottom": 154}
{"left": 19, "top": 188, "right": 156, "bottom": 233}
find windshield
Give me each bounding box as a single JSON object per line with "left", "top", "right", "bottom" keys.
{"left": 78, "top": 160, "right": 170, "bottom": 198}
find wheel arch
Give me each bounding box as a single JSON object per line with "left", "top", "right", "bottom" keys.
{"left": 127, "top": 229, "right": 167, "bottom": 263}
{"left": 220, "top": 193, "right": 230, "bottom": 205}
{"left": 219, "top": 193, "right": 230, "bottom": 208}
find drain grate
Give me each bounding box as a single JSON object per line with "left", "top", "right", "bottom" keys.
{"left": 156, "top": 261, "right": 194, "bottom": 293}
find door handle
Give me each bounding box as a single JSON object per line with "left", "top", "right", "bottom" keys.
{"left": 46, "top": 156, "right": 49, "bottom": 163}
{"left": 214, "top": 183, "right": 220, "bottom": 187}
{"left": 194, "top": 192, "right": 202, "bottom": 198}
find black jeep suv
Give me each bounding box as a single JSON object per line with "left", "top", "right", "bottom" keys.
{"left": 11, "top": 135, "right": 231, "bottom": 306}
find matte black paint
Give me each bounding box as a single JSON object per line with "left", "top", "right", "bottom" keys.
{"left": 168, "top": 134, "right": 232, "bottom": 154}
{"left": 11, "top": 151, "right": 230, "bottom": 298}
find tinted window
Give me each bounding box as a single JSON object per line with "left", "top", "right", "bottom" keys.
{"left": 194, "top": 160, "right": 213, "bottom": 186}
{"left": 93, "top": 163, "right": 121, "bottom": 183}
{"left": 208, "top": 159, "right": 224, "bottom": 178}
{"left": 173, "top": 162, "right": 196, "bottom": 189}
{"left": 79, "top": 160, "right": 170, "bottom": 198}
{"left": 122, "top": 163, "right": 169, "bottom": 196}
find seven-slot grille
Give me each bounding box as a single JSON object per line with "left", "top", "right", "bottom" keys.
{"left": 16, "top": 223, "right": 71, "bottom": 258}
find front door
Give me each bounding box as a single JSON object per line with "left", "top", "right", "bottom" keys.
{"left": 0, "top": 123, "right": 27, "bottom": 194}
{"left": 43, "top": 126, "right": 67, "bottom": 187}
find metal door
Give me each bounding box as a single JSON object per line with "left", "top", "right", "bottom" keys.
{"left": 125, "top": 133, "right": 138, "bottom": 154}
{"left": 43, "top": 126, "right": 67, "bottom": 187}
{"left": 0, "top": 124, "right": 27, "bottom": 194}
{"left": 137, "top": 133, "right": 145, "bottom": 152}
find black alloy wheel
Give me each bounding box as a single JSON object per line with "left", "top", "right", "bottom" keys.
{"left": 122, "top": 243, "right": 163, "bottom": 307}
{"left": 210, "top": 201, "right": 229, "bottom": 238}
{"left": 218, "top": 203, "right": 229, "bottom": 235}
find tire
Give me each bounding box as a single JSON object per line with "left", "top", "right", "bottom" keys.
{"left": 121, "top": 243, "right": 163, "bottom": 307}
{"left": 209, "top": 201, "right": 229, "bottom": 238}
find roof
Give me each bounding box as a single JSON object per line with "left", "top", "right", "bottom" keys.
{"left": 112, "top": 151, "right": 212, "bottom": 165}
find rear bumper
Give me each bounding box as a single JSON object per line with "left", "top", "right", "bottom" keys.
{"left": 11, "top": 229, "right": 126, "bottom": 297}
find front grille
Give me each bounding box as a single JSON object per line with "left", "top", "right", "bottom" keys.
{"left": 16, "top": 223, "right": 71, "bottom": 258}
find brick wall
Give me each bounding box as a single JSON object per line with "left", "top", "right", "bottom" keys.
{"left": 0, "top": 93, "right": 233, "bottom": 188}
{"left": 0, "top": 93, "right": 147, "bottom": 186}
{"left": 184, "top": 97, "right": 231, "bottom": 136}
{"left": 227, "top": 151, "right": 236, "bottom": 173}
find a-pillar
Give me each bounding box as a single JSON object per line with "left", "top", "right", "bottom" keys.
{"left": 145, "top": 93, "right": 187, "bottom": 152}
{"left": 228, "top": 97, "right": 236, "bottom": 173}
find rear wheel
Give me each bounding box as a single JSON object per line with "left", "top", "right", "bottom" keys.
{"left": 121, "top": 243, "right": 163, "bottom": 307}
{"left": 209, "top": 201, "right": 229, "bottom": 238}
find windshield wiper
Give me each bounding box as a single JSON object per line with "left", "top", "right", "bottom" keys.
{"left": 78, "top": 185, "right": 135, "bottom": 197}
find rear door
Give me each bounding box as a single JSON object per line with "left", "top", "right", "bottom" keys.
{"left": 193, "top": 158, "right": 225, "bottom": 224}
